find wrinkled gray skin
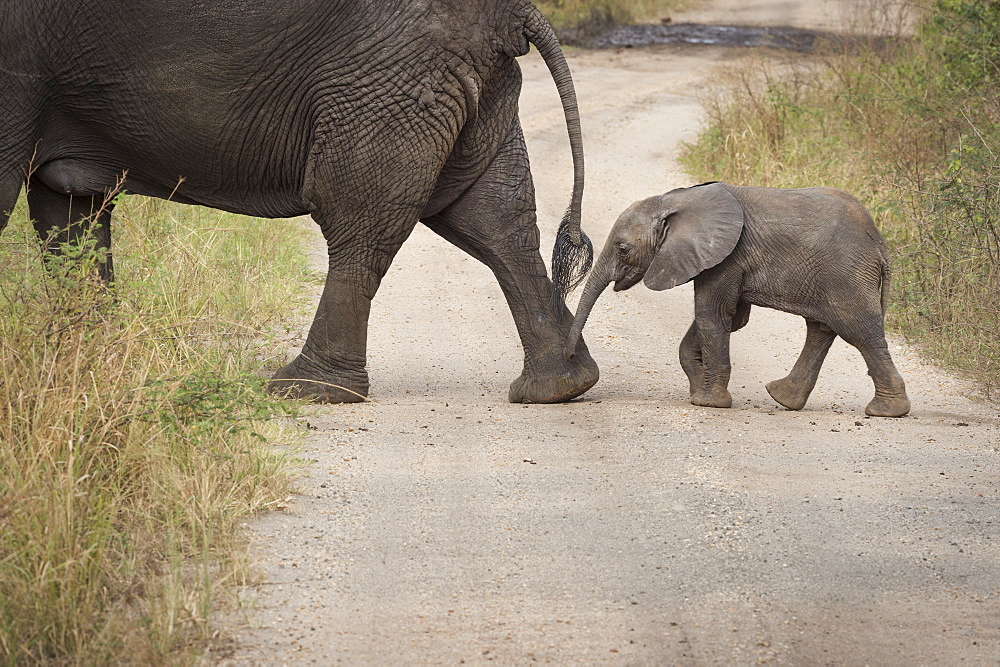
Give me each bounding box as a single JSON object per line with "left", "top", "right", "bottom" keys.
{"left": 567, "top": 182, "right": 910, "bottom": 417}
{"left": 0, "top": 0, "right": 598, "bottom": 404}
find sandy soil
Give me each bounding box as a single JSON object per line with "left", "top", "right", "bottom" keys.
{"left": 215, "top": 2, "right": 999, "bottom": 663}
{"left": 669, "top": 0, "right": 863, "bottom": 31}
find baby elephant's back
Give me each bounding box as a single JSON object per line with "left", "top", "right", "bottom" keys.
{"left": 722, "top": 184, "right": 888, "bottom": 316}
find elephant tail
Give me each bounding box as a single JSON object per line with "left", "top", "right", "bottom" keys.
{"left": 522, "top": 6, "right": 592, "bottom": 298}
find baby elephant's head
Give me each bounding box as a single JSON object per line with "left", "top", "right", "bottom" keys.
{"left": 564, "top": 182, "right": 745, "bottom": 359}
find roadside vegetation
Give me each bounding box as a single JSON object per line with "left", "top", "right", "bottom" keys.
{"left": 682, "top": 0, "right": 999, "bottom": 396}
{"left": 0, "top": 195, "right": 318, "bottom": 663}
{"left": 539, "top": 0, "right": 689, "bottom": 35}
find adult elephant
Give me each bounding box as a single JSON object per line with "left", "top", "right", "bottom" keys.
{"left": 0, "top": 0, "right": 598, "bottom": 403}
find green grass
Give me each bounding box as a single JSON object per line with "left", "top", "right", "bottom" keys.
{"left": 681, "top": 0, "right": 999, "bottom": 396}
{"left": 0, "top": 195, "right": 320, "bottom": 663}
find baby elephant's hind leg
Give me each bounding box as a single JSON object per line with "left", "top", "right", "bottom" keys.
{"left": 766, "top": 318, "right": 837, "bottom": 411}
{"left": 857, "top": 342, "right": 910, "bottom": 417}
{"left": 829, "top": 313, "right": 910, "bottom": 417}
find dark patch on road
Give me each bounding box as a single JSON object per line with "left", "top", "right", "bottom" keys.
{"left": 566, "top": 22, "right": 839, "bottom": 52}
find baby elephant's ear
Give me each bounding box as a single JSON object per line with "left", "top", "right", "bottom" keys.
{"left": 643, "top": 183, "right": 745, "bottom": 291}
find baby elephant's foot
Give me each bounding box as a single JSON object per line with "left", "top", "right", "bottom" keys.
{"left": 865, "top": 393, "right": 910, "bottom": 418}
{"left": 765, "top": 376, "right": 810, "bottom": 411}
{"left": 690, "top": 386, "right": 732, "bottom": 409}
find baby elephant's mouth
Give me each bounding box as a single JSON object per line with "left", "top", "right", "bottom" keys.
{"left": 613, "top": 270, "right": 643, "bottom": 292}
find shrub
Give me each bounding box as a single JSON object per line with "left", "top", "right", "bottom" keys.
{"left": 0, "top": 196, "right": 314, "bottom": 662}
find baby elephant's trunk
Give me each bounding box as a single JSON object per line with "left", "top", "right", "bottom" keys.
{"left": 564, "top": 255, "right": 613, "bottom": 359}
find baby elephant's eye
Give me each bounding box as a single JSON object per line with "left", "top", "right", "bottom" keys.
{"left": 616, "top": 242, "right": 630, "bottom": 257}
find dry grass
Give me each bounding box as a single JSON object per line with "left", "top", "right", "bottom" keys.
{"left": 538, "top": 0, "right": 691, "bottom": 34}
{"left": 0, "top": 195, "right": 320, "bottom": 662}
{"left": 681, "top": 0, "right": 999, "bottom": 396}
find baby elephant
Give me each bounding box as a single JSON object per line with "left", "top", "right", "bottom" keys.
{"left": 565, "top": 182, "right": 910, "bottom": 417}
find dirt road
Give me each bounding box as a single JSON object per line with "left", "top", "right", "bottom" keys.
{"left": 219, "top": 3, "right": 999, "bottom": 663}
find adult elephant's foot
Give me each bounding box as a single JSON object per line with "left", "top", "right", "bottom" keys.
{"left": 690, "top": 386, "right": 732, "bottom": 408}
{"left": 865, "top": 393, "right": 910, "bottom": 418}
{"left": 508, "top": 346, "right": 599, "bottom": 403}
{"left": 267, "top": 355, "right": 369, "bottom": 403}
{"left": 765, "top": 376, "right": 810, "bottom": 411}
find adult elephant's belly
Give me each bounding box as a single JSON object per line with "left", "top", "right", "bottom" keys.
{"left": 34, "top": 151, "right": 310, "bottom": 219}
{"left": 33, "top": 102, "right": 313, "bottom": 219}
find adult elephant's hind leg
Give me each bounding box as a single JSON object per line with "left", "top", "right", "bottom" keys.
{"left": 423, "top": 126, "right": 598, "bottom": 403}
{"left": 268, "top": 209, "right": 418, "bottom": 403}
{"left": 766, "top": 318, "right": 837, "bottom": 411}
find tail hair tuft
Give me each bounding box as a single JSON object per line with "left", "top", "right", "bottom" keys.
{"left": 551, "top": 209, "right": 593, "bottom": 299}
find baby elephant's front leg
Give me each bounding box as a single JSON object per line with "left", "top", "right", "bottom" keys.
{"left": 688, "top": 316, "right": 733, "bottom": 408}
{"left": 678, "top": 321, "right": 704, "bottom": 398}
